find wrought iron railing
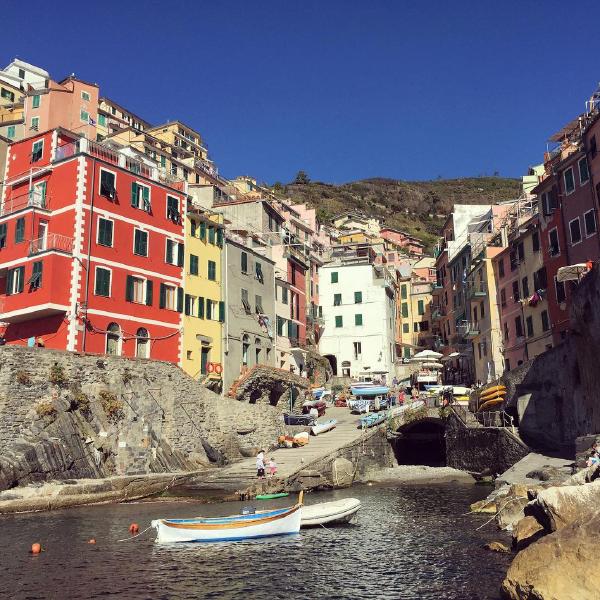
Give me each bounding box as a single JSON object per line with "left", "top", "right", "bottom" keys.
{"left": 29, "top": 233, "right": 73, "bottom": 255}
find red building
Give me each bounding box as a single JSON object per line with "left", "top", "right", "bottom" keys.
{"left": 0, "top": 128, "right": 186, "bottom": 361}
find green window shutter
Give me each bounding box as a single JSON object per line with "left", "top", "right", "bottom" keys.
{"left": 418, "top": 300, "right": 424, "bottom": 315}
{"left": 206, "top": 300, "right": 213, "bottom": 320}
{"left": 160, "top": 155, "right": 166, "bottom": 167}
{"left": 98, "top": 114, "right": 106, "bottom": 126}
{"left": 335, "top": 316, "right": 343, "bottom": 328}
{"left": 354, "top": 291, "right": 362, "bottom": 303}
{"left": 241, "top": 252, "right": 248, "bottom": 272}
{"left": 190, "top": 220, "right": 196, "bottom": 238}
{"left": 177, "top": 243, "right": 184, "bottom": 267}
{"left": 166, "top": 239, "right": 173, "bottom": 264}
{"left": 32, "top": 261, "right": 43, "bottom": 288}
{"left": 105, "top": 220, "right": 113, "bottom": 246}
{"left": 403, "top": 323, "right": 409, "bottom": 333}
{"left": 159, "top": 283, "right": 166, "bottom": 308}
{"left": 216, "top": 228, "right": 224, "bottom": 247}
{"left": 355, "top": 313, "right": 363, "bottom": 326}
{"left": 140, "top": 232, "right": 147, "bottom": 256}
{"left": 6, "top": 269, "right": 13, "bottom": 295}
{"left": 176, "top": 287, "right": 184, "bottom": 312}
{"left": 190, "top": 255, "right": 198, "bottom": 275}
{"left": 125, "top": 275, "right": 134, "bottom": 301}
{"left": 146, "top": 280, "right": 153, "bottom": 306}
{"left": 142, "top": 186, "right": 150, "bottom": 211}
{"left": 200, "top": 222, "right": 206, "bottom": 240}
{"left": 219, "top": 301, "right": 225, "bottom": 322}
{"left": 17, "top": 266, "right": 25, "bottom": 293}
{"left": 208, "top": 226, "right": 215, "bottom": 244}
{"left": 15, "top": 218, "right": 25, "bottom": 243}
{"left": 0, "top": 223, "right": 6, "bottom": 248}
{"left": 331, "top": 272, "right": 338, "bottom": 283}
{"left": 7, "top": 125, "right": 15, "bottom": 139}
{"left": 208, "top": 260, "right": 216, "bottom": 280}
{"left": 131, "top": 182, "right": 138, "bottom": 207}
{"left": 134, "top": 230, "right": 140, "bottom": 254}
{"left": 334, "top": 293, "right": 341, "bottom": 306}
{"left": 184, "top": 294, "right": 192, "bottom": 316}
{"left": 401, "top": 285, "right": 407, "bottom": 299}
{"left": 32, "top": 95, "right": 40, "bottom": 108}
{"left": 402, "top": 303, "right": 408, "bottom": 318}
{"left": 198, "top": 296, "right": 205, "bottom": 319}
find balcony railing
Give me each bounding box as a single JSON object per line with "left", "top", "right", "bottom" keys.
{"left": 432, "top": 307, "right": 446, "bottom": 320}
{"left": 468, "top": 284, "right": 487, "bottom": 299}
{"left": 1, "top": 190, "right": 48, "bottom": 216}
{"left": 29, "top": 233, "right": 73, "bottom": 255}
{"left": 456, "top": 320, "right": 480, "bottom": 338}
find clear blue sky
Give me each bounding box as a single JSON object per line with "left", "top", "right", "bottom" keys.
{"left": 2, "top": 0, "right": 599, "bottom": 184}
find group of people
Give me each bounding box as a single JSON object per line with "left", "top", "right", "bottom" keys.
{"left": 586, "top": 443, "right": 600, "bottom": 467}
{"left": 256, "top": 450, "right": 277, "bottom": 479}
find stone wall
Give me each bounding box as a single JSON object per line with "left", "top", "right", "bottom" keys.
{"left": 0, "top": 346, "right": 286, "bottom": 490}
{"left": 445, "top": 412, "right": 530, "bottom": 475}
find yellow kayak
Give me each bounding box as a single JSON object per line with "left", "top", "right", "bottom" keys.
{"left": 480, "top": 385, "right": 506, "bottom": 399}
{"left": 477, "top": 392, "right": 505, "bottom": 408}
{"left": 478, "top": 397, "right": 505, "bottom": 412}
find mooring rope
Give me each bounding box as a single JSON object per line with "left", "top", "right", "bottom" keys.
{"left": 116, "top": 525, "right": 153, "bottom": 542}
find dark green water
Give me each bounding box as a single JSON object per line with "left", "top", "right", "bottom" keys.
{"left": 0, "top": 483, "right": 510, "bottom": 599}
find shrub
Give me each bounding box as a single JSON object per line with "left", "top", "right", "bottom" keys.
{"left": 122, "top": 369, "right": 133, "bottom": 385}
{"left": 49, "top": 364, "right": 68, "bottom": 387}
{"left": 402, "top": 405, "right": 429, "bottom": 424}
{"left": 99, "top": 390, "right": 124, "bottom": 423}
{"left": 35, "top": 400, "right": 57, "bottom": 418}
{"left": 16, "top": 370, "right": 31, "bottom": 385}
{"left": 72, "top": 391, "right": 90, "bottom": 413}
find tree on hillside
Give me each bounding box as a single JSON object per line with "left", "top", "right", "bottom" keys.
{"left": 294, "top": 170, "right": 310, "bottom": 185}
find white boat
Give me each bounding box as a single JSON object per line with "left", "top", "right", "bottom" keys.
{"left": 311, "top": 418, "right": 337, "bottom": 435}
{"left": 388, "top": 400, "right": 425, "bottom": 418}
{"left": 151, "top": 495, "right": 303, "bottom": 543}
{"left": 301, "top": 498, "right": 361, "bottom": 527}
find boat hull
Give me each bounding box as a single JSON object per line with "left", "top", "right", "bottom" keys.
{"left": 301, "top": 498, "right": 361, "bottom": 527}
{"left": 311, "top": 419, "right": 337, "bottom": 435}
{"left": 152, "top": 505, "right": 302, "bottom": 543}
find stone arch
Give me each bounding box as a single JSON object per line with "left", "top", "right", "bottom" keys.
{"left": 393, "top": 417, "right": 447, "bottom": 466}
{"left": 324, "top": 354, "right": 337, "bottom": 376}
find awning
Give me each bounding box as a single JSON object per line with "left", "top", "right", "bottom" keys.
{"left": 556, "top": 263, "right": 590, "bottom": 283}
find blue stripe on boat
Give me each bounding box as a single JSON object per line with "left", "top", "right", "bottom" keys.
{"left": 182, "top": 532, "right": 299, "bottom": 543}
{"left": 165, "top": 508, "right": 289, "bottom": 524}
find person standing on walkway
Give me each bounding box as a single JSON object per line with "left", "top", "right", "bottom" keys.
{"left": 256, "top": 450, "right": 265, "bottom": 479}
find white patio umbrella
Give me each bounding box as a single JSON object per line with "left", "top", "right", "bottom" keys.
{"left": 422, "top": 362, "right": 443, "bottom": 369}
{"left": 411, "top": 349, "right": 443, "bottom": 360}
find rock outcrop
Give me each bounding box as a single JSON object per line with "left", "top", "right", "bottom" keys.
{"left": 502, "top": 509, "right": 600, "bottom": 600}
{"left": 511, "top": 516, "right": 544, "bottom": 551}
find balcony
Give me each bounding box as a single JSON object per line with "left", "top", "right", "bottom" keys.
{"left": 456, "top": 320, "right": 480, "bottom": 338}
{"left": 29, "top": 233, "right": 73, "bottom": 255}
{"left": 432, "top": 307, "right": 446, "bottom": 321}
{"left": 1, "top": 190, "right": 49, "bottom": 217}
{"left": 468, "top": 284, "right": 487, "bottom": 299}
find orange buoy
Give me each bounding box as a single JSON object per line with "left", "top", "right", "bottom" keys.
{"left": 129, "top": 523, "right": 139, "bottom": 534}
{"left": 87, "top": 539, "right": 96, "bottom": 544}
{"left": 214, "top": 363, "right": 223, "bottom": 375}
{"left": 207, "top": 362, "right": 215, "bottom": 373}
{"left": 30, "top": 543, "right": 42, "bottom": 554}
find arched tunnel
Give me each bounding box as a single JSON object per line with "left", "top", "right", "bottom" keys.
{"left": 392, "top": 418, "right": 447, "bottom": 467}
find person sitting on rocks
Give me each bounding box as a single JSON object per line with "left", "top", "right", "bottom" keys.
{"left": 586, "top": 452, "right": 600, "bottom": 468}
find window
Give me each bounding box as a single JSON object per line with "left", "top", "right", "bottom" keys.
{"left": 331, "top": 272, "right": 338, "bottom": 283}
{"left": 6, "top": 266, "right": 24, "bottom": 295}
{"left": 480, "top": 301, "right": 485, "bottom": 319}
{"left": 136, "top": 328, "right": 149, "bottom": 359}
{"left": 126, "top": 275, "right": 151, "bottom": 305}
{"left": 98, "top": 114, "right": 106, "bottom": 127}
{"left": 354, "top": 291, "right": 362, "bottom": 304}
{"left": 403, "top": 347, "right": 411, "bottom": 360}
{"left": 28, "top": 261, "right": 43, "bottom": 289}
{"left": 199, "top": 221, "right": 206, "bottom": 241}
{"left": 190, "top": 254, "right": 199, "bottom": 275}
{"left": 584, "top": 210, "right": 597, "bottom": 237}
{"left": 504, "top": 322, "right": 509, "bottom": 341}
{"left": 184, "top": 294, "right": 196, "bottom": 316}
{"left": 512, "top": 281, "right": 520, "bottom": 303}
{"left": 402, "top": 323, "right": 409, "bottom": 333}
{"left": 208, "top": 260, "right": 217, "bottom": 281}
{"left": 542, "top": 189, "right": 558, "bottom": 215}
{"left": 335, "top": 316, "right": 343, "bottom": 328}
{"left": 579, "top": 157, "right": 590, "bottom": 184}
{"left": 94, "top": 267, "right": 111, "bottom": 297}
{"left": 31, "top": 140, "right": 43, "bottom": 162}
{"left": 555, "top": 277, "right": 566, "bottom": 304}
{"left": 106, "top": 323, "right": 121, "bottom": 356}
{"left": 131, "top": 182, "right": 150, "bottom": 211}
{"left": 32, "top": 94, "right": 40, "bottom": 108}
{"left": 31, "top": 117, "right": 39, "bottom": 133}
{"left": 15, "top": 217, "right": 25, "bottom": 243}
{"left": 549, "top": 228, "right": 560, "bottom": 256}
{"left": 0, "top": 87, "right": 14, "bottom": 101}
{"left": 81, "top": 90, "right": 91, "bottom": 102}
{"left": 526, "top": 316, "right": 534, "bottom": 338}
{"left": 80, "top": 109, "right": 89, "bottom": 123}
{"left": 216, "top": 227, "right": 224, "bottom": 247}
{"left": 591, "top": 135, "right": 597, "bottom": 159}
{"left": 522, "top": 276, "right": 529, "bottom": 298}
{"left": 165, "top": 239, "right": 184, "bottom": 266}
{"left": 334, "top": 293, "right": 342, "bottom": 306}
{"left": 353, "top": 341, "right": 362, "bottom": 360}
{"left": 500, "top": 288, "right": 506, "bottom": 307}
{"left": 167, "top": 196, "right": 180, "bottom": 222}
{"left": 0, "top": 223, "right": 7, "bottom": 249}
{"left": 401, "top": 302, "right": 408, "bottom": 318}
{"left": 564, "top": 167, "right": 575, "bottom": 195}
{"left": 569, "top": 218, "right": 582, "bottom": 245}
{"left": 242, "top": 334, "right": 250, "bottom": 366}
{"left": 417, "top": 300, "right": 425, "bottom": 315}
{"left": 255, "top": 261, "right": 263, "bottom": 283}
{"left": 515, "top": 316, "right": 524, "bottom": 338}
{"left": 532, "top": 231, "right": 540, "bottom": 253}
{"left": 255, "top": 294, "right": 264, "bottom": 313}
{"left": 97, "top": 218, "right": 113, "bottom": 247}
{"left": 401, "top": 285, "right": 407, "bottom": 299}
{"left": 498, "top": 258, "right": 505, "bottom": 278}
{"left": 533, "top": 267, "right": 547, "bottom": 290}
{"left": 277, "top": 316, "right": 285, "bottom": 336}
{"left": 99, "top": 170, "right": 116, "bottom": 199}
{"left": 509, "top": 249, "right": 517, "bottom": 271}
{"left": 133, "top": 229, "right": 148, "bottom": 257}
{"left": 241, "top": 288, "right": 251, "bottom": 313}
{"left": 208, "top": 226, "right": 216, "bottom": 245}
{"left": 517, "top": 242, "right": 525, "bottom": 262}
{"left": 541, "top": 310, "right": 550, "bottom": 332}
{"left": 355, "top": 313, "right": 363, "bottom": 326}
{"left": 219, "top": 301, "right": 225, "bottom": 323}
{"left": 241, "top": 251, "right": 248, "bottom": 273}
{"left": 6, "top": 125, "right": 15, "bottom": 139}
{"left": 159, "top": 283, "right": 181, "bottom": 311}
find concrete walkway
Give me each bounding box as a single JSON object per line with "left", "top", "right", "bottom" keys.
{"left": 198, "top": 406, "right": 372, "bottom": 492}
{"left": 496, "top": 452, "right": 574, "bottom": 489}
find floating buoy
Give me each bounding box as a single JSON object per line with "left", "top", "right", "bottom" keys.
{"left": 88, "top": 539, "right": 96, "bottom": 544}
{"left": 30, "top": 543, "right": 42, "bottom": 554}
{"left": 129, "top": 523, "right": 139, "bottom": 534}
{"left": 214, "top": 363, "right": 223, "bottom": 375}
{"left": 207, "top": 362, "right": 215, "bottom": 373}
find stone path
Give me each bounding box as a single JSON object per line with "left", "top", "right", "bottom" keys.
{"left": 197, "top": 406, "right": 372, "bottom": 492}
{"left": 496, "top": 452, "right": 573, "bottom": 489}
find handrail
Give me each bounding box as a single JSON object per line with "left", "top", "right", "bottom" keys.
{"left": 1, "top": 190, "right": 48, "bottom": 216}
{"left": 29, "top": 233, "right": 73, "bottom": 255}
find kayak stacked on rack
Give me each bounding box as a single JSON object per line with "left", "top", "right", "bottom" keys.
{"left": 477, "top": 384, "right": 507, "bottom": 411}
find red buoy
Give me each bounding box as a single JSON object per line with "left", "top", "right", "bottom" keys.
{"left": 88, "top": 539, "right": 96, "bottom": 544}
{"left": 30, "top": 543, "right": 42, "bottom": 554}
{"left": 129, "top": 523, "right": 139, "bottom": 534}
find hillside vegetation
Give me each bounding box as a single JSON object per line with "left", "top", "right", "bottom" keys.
{"left": 273, "top": 177, "right": 521, "bottom": 250}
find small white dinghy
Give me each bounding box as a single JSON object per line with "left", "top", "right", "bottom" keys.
{"left": 300, "top": 498, "right": 361, "bottom": 527}
{"left": 311, "top": 418, "right": 337, "bottom": 436}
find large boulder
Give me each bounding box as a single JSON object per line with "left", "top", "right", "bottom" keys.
{"left": 502, "top": 509, "right": 600, "bottom": 600}
{"left": 511, "top": 516, "right": 544, "bottom": 551}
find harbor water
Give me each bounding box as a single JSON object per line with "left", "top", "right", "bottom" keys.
{"left": 0, "top": 482, "right": 510, "bottom": 599}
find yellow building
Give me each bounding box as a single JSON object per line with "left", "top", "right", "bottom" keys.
{"left": 399, "top": 276, "right": 433, "bottom": 359}
{"left": 182, "top": 203, "right": 225, "bottom": 391}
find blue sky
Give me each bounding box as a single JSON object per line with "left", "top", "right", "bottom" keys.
{"left": 2, "top": 0, "right": 599, "bottom": 183}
